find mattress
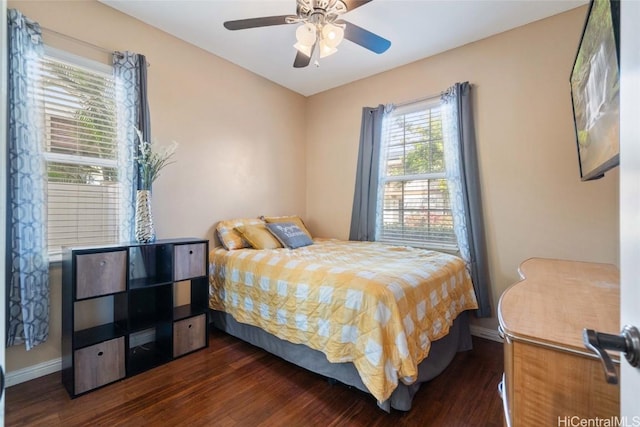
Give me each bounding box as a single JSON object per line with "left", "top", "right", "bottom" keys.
{"left": 209, "top": 238, "right": 478, "bottom": 403}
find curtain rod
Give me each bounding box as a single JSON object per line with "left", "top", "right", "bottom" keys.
{"left": 41, "top": 26, "right": 118, "bottom": 57}
{"left": 392, "top": 91, "right": 443, "bottom": 108}
{"left": 41, "top": 26, "right": 151, "bottom": 66}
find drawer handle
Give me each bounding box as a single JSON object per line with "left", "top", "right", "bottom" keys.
{"left": 98, "top": 351, "right": 104, "bottom": 356}
{"left": 189, "top": 250, "right": 193, "bottom": 255}
{"left": 188, "top": 324, "right": 192, "bottom": 329}
{"left": 100, "top": 260, "right": 107, "bottom": 267}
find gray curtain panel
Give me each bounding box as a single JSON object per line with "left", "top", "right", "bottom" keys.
{"left": 113, "top": 52, "right": 151, "bottom": 242}
{"left": 349, "top": 105, "right": 385, "bottom": 241}
{"left": 6, "top": 9, "right": 50, "bottom": 350}
{"left": 442, "top": 82, "right": 492, "bottom": 318}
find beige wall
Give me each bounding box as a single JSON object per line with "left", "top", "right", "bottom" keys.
{"left": 305, "top": 6, "right": 619, "bottom": 331}
{"left": 6, "top": 0, "right": 307, "bottom": 372}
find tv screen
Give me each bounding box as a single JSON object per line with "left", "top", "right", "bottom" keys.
{"left": 570, "top": 0, "right": 620, "bottom": 181}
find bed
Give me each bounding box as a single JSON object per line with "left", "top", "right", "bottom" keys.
{"left": 208, "top": 221, "right": 478, "bottom": 411}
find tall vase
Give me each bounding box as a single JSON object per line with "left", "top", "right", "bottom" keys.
{"left": 135, "top": 190, "right": 156, "bottom": 243}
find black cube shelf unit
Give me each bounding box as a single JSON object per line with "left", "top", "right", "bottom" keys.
{"left": 62, "top": 238, "right": 209, "bottom": 397}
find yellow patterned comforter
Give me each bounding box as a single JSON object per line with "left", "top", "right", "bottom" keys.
{"left": 209, "top": 239, "right": 478, "bottom": 403}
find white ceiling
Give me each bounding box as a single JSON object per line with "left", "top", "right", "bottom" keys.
{"left": 100, "top": 0, "right": 586, "bottom": 97}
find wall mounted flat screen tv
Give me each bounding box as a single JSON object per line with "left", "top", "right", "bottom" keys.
{"left": 570, "top": 0, "right": 620, "bottom": 181}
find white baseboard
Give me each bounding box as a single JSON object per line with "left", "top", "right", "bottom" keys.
{"left": 5, "top": 357, "right": 61, "bottom": 388}
{"left": 470, "top": 325, "right": 504, "bottom": 343}
{"left": 6, "top": 327, "right": 500, "bottom": 388}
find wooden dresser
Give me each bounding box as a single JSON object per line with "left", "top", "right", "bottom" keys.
{"left": 498, "top": 258, "right": 620, "bottom": 426}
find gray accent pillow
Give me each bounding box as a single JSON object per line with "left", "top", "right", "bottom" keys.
{"left": 266, "top": 222, "right": 313, "bottom": 249}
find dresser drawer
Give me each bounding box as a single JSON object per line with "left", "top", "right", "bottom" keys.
{"left": 173, "top": 243, "right": 206, "bottom": 281}
{"left": 74, "top": 337, "right": 125, "bottom": 394}
{"left": 173, "top": 314, "right": 206, "bottom": 357}
{"left": 76, "top": 250, "right": 127, "bottom": 299}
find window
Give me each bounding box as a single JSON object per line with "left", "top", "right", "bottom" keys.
{"left": 38, "top": 49, "right": 121, "bottom": 257}
{"left": 377, "top": 99, "right": 457, "bottom": 250}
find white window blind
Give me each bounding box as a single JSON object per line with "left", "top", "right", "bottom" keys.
{"left": 37, "top": 51, "right": 121, "bottom": 257}
{"left": 377, "top": 100, "right": 457, "bottom": 250}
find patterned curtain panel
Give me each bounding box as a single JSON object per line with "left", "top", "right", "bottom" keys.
{"left": 113, "top": 52, "right": 151, "bottom": 242}
{"left": 6, "top": 9, "right": 49, "bottom": 350}
{"left": 442, "top": 82, "right": 492, "bottom": 317}
{"left": 349, "top": 105, "right": 386, "bottom": 242}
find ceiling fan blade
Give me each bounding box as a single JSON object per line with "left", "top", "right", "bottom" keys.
{"left": 223, "top": 15, "right": 292, "bottom": 31}
{"left": 341, "top": 0, "right": 374, "bottom": 12}
{"left": 293, "top": 50, "right": 312, "bottom": 68}
{"left": 343, "top": 21, "right": 391, "bottom": 54}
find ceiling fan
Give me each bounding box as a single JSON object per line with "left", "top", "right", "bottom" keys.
{"left": 223, "top": 0, "right": 391, "bottom": 68}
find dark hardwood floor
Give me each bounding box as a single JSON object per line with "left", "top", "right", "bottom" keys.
{"left": 6, "top": 329, "right": 504, "bottom": 426}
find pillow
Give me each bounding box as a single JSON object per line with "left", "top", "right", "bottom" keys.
{"left": 266, "top": 222, "right": 313, "bottom": 249}
{"left": 235, "top": 223, "right": 283, "bottom": 250}
{"left": 261, "top": 215, "right": 312, "bottom": 239}
{"left": 216, "top": 218, "right": 264, "bottom": 250}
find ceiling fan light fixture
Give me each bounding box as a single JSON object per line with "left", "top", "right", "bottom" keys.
{"left": 295, "top": 22, "right": 317, "bottom": 46}
{"left": 319, "top": 40, "right": 338, "bottom": 58}
{"left": 321, "top": 23, "right": 344, "bottom": 48}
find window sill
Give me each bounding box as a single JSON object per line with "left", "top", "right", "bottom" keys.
{"left": 49, "top": 252, "right": 63, "bottom": 265}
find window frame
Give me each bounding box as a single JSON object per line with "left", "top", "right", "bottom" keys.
{"left": 376, "top": 98, "right": 458, "bottom": 252}
{"left": 41, "top": 47, "right": 122, "bottom": 262}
